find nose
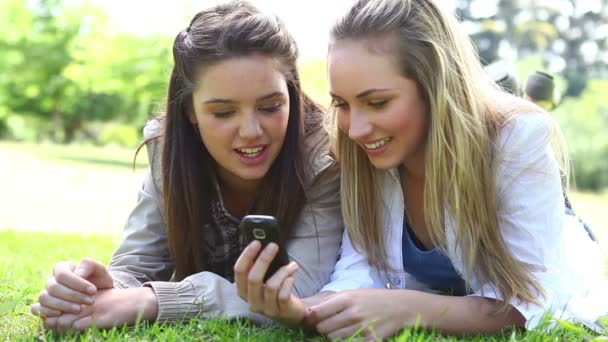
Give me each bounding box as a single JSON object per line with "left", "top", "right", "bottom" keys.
{"left": 239, "top": 112, "right": 263, "bottom": 139}
{"left": 347, "top": 110, "right": 372, "bottom": 140}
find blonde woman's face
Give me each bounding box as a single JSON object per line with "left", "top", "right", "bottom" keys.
{"left": 190, "top": 55, "right": 290, "bottom": 189}
{"left": 328, "top": 40, "right": 429, "bottom": 170}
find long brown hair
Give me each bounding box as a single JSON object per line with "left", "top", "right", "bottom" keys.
{"left": 157, "top": 1, "right": 322, "bottom": 280}
{"left": 329, "top": 0, "right": 569, "bottom": 313}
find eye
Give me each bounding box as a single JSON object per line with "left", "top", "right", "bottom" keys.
{"left": 368, "top": 99, "right": 388, "bottom": 108}
{"left": 332, "top": 99, "right": 349, "bottom": 109}
{"left": 259, "top": 103, "right": 283, "bottom": 113}
{"left": 212, "top": 110, "right": 235, "bottom": 118}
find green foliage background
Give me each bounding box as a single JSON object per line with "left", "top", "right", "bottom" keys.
{"left": 0, "top": 0, "right": 607, "bottom": 191}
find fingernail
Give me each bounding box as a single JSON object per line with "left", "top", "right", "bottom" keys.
{"left": 74, "top": 267, "right": 87, "bottom": 277}
{"left": 71, "top": 304, "right": 81, "bottom": 312}
{"left": 84, "top": 296, "right": 94, "bottom": 304}
{"left": 85, "top": 286, "right": 96, "bottom": 295}
{"left": 265, "top": 243, "right": 278, "bottom": 253}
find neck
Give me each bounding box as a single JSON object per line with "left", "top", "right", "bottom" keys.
{"left": 216, "top": 167, "right": 261, "bottom": 218}
{"left": 401, "top": 146, "right": 426, "bottom": 180}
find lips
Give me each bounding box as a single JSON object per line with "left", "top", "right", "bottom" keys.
{"left": 235, "top": 144, "right": 270, "bottom": 165}
{"left": 363, "top": 137, "right": 391, "bottom": 150}
{"left": 236, "top": 146, "right": 264, "bottom": 157}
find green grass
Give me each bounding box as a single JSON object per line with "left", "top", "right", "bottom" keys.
{"left": 0, "top": 230, "right": 605, "bottom": 341}
{"left": 1, "top": 142, "right": 607, "bottom": 341}
{"left": 1, "top": 230, "right": 606, "bottom": 341}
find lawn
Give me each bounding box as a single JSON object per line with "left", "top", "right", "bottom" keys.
{"left": 1, "top": 142, "right": 607, "bottom": 341}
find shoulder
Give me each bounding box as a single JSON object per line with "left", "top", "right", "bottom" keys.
{"left": 494, "top": 110, "right": 562, "bottom": 196}
{"left": 495, "top": 111, "right": 555, "bottom": 157}
{"left": 301, "top": 123, "right": 336, "bottom": 187}
{"left": 143, "top": 118, "right": 163, "bottom": 141}
{"left": 142, "top": 118, "right": 164, "bottom": 191}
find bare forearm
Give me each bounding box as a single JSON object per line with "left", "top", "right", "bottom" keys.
{"left": 403, "top": 290, "right": 525, "bottom": 336}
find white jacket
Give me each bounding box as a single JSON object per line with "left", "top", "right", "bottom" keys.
{"left": 322, "top": 113, "right": 608, "bottom": 330}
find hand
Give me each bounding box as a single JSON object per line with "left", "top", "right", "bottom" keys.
{"left": 31, "top": 258, "right": 114, "bottom": 318}
{"left": 42, "top": 287, "right": 158, "bottom": 334}
{"left": 306, "top": 289, "right": 414, "bottom": 341}
{"left": 234, "top": 240, "right": 306, "bottom": 326}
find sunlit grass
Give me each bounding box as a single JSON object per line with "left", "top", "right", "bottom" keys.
{"left": 0, "top": 142, "right": 148, "bottom": 236}
{"left": 1, "top": 230, "right": 606, "bottom": 341}
{"left": 1, "top": 142, "right": 606, "bottom": 341}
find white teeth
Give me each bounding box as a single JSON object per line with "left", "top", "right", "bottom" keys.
{"left": 364, "top": 138, "right": 390, "bottom": 149}
{"left": 237, "top": 147, "right": 263, "bottom": 156}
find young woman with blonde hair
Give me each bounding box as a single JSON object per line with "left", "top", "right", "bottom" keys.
{"left": 235, "top": 0, "right": 607, "bottom": 339}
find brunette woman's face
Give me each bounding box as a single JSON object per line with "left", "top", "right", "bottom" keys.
{"left": 190, "top": 55, "right": 290, "bottom": 188}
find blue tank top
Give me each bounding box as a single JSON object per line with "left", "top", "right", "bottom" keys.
{"left": 402, "top": 213, "right": 469, "bottom": 296}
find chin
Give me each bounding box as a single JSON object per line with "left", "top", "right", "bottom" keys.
{"left": 367, "top": 157, "right": 401, "bottom": 170}
{"left": 237, "top": 168, "right": 271, "bottom": 181}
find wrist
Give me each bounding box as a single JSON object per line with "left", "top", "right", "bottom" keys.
{"left": 140, "top": 287, "right": 159, "bottom": 321}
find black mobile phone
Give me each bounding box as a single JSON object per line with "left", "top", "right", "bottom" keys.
{"left": 239, "top": 215, "right": 290, "bottom": 282}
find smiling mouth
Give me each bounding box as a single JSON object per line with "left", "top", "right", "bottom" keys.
{"left": 235, "top": 146, "right": 265, "bottom": 158}
{"left": 363, "top": 137, "right": 391, "bottom": 150}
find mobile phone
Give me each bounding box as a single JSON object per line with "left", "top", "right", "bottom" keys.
{"left": 239, "top": 215, "right": 290, "bottom": 282}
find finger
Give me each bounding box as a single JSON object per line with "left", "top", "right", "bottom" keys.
{"left": 249, "top": 243, "right": 279, "bottom": 280}
{"left": 263, "top": 262, "right": 298, "bottom": 317}
{"left": 247, "top": 243, "right": 279, "bottom": 312}
{"left": 46, "top": 276, "right": 94, "bottom": 305}
{"left": 303, "top": 307, "right": 318, "bottom": 327}
{"left": 72, "top": 315, "right": 93, "bottom": 331}
{"left": 277, "top": 275, "right": 296, "bottom": 305}
{"left": 272, "top": 263, "right": 298, "bottom": 306}
{"left": 44, "top": 316, "right": 58, "bottom": 331}
{"left": 56, "top": 313, "right": 81, "bottom": 334}
{"left": 38, "top": 289, "right": 82, "bottom": 314}
{"left": 234, "top": 241, "right": 262, "bottom": 300}
{"left": 31, "top": 302, "right": 62, "bottom": 318}
{"left": 53, "top": 262, "right": 97, "bottom": 296}
{"left": 308, "top": 295, "right": 348, "bottom": 323}
{"left": 326, "top": 322, "right": 366, "bottom": 341}
{"left": 75, "top": 258, "right": 113, "bottom": 290}
{"left": 316, "top": 308, "right": 359, "bottom": 335}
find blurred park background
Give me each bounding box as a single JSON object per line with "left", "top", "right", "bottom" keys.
{"left": 0, "top": 0, "right": 607, "bottom": 249}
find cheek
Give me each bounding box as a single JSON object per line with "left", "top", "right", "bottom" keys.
{"left": 197, "top": 118, "right": 230, "bottom": 150}
{"left": 337, "top": 110, "right": 350, "bottom": 133}
{"left": 269, "top": 109, "right": 290, "bottom": 139}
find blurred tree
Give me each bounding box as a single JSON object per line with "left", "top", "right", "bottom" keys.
{"left": 552, "top": 79, "right": 608, "bottom": 191}
{"left": 1, "top": 0, "right": 81, "bottom": 142}
{"left": 0, "top": 0, "right": 170, "bottom": 143}
{"left": 455, "top": 0, "right": 608, "bottom": 97}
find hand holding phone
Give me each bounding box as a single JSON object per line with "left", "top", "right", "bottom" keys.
{"left": 239, "top": 215, "right": 290, "bottom": 282}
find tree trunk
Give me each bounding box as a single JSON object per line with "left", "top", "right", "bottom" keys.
{"left": 51, "top": 108, "right": 63, "bottom": 143}
{"left": 63, "top": 119, "right": 81, "bottom": 144}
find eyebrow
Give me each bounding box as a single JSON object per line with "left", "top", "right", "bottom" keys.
{"left": 203, "top": 91, "right": 285, "bottom": 104}
{"left": 355, "top": 88, "right": 394, "bottom": 98}
{"left": 329, "top": 88, "right": 394, "bottom": 100}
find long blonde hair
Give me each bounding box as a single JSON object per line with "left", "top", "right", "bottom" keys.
{"left": 330, "top": 0, "right": 570, "bottom": 313}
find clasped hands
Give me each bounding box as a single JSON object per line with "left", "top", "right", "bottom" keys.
{"left": 30, "top": 258, "right": 157, "bottom": 333}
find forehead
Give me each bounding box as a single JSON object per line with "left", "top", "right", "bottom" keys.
{"left": 327, "top": 39, "right": 403, "bottom": 96}
{"left": 194, "top": 55, "right": 288, "bottom": 99}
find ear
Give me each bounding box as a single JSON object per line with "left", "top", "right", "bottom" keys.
{"left": 188, "top": 112, "right": 198, "bottom": 126}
